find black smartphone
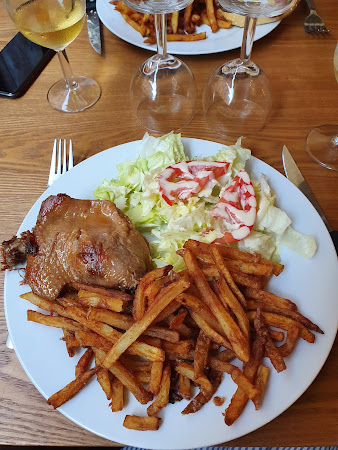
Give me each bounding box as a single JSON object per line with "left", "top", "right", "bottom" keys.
{"left": 0, "top": 32, "right": 56, "bottom": 99}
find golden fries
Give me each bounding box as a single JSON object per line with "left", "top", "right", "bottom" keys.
{"left": 21, "top": 238, "right": 322, "bottom": 431}
{"left": 111, "top": 0, "right": 231, "bottom": 44}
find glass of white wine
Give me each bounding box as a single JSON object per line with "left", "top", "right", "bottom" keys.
{"left": 306, "top": 43, "right": 338, "bottom": 171}
{"left": 5, "top": 0, "right": 101, "bottom": 112}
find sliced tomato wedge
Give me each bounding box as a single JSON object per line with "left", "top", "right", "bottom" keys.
{"left": 211, "top": 169, "right": 257, "bottom": 243}
{"left": 159, "top": 161, "right": 230, "bottom": 206}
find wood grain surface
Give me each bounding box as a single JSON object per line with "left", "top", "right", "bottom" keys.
{"left": 0, "top": 0, "right": 337, "bottom": 446}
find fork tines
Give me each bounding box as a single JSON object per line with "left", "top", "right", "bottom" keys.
{"left": 48, "top": 139, "right": 74, "bottom": 187}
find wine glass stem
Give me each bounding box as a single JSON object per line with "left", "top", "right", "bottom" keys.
{"left": 240, "top": 16, "right": 257, "bottom": 61}
{"left": 155, "top": 14, "right": 167, "bottom": 56}
{"left": 57, "top": 49, "right": 78, "bottom": 90}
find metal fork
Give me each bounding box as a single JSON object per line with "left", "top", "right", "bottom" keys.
{"left": 303, "top": 0, "right": 330, "bottom": 34}
{"left": 6, "top": 139, "right": 74, "bottom": 350}
{"left": 48, "top": 139, "right": 74, "bottom": 187}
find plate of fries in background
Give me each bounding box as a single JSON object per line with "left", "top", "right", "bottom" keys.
{"left": 4, "top": 138, "right": 338, "bottom": 449}
{"left": 96, "top": 0, "right": 281, "bottom": 54}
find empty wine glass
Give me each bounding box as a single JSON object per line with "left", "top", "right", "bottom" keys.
{"left": 306, "top": 43, "right": 338, "bottom": 171}
{"left": 124, "top": 0, "right": 197, "bottom": 133}
{"left": 203, "top": 0, "right": 298, "bottom": 138}
{"left": 5, "top": 0, "right": 101, "bottom": 112}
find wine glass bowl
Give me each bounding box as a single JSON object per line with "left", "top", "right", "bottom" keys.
{"left": 130, "top": 51, "right": 196, "bottom": 133}
{"left": 203, "top": 58, "right": 271, "bottom": 137}
{"left": 4, "top": 0, "right": 101, "bottom": 112}
{"left": 125, "top": 0, "right": 197, "bottom": 133}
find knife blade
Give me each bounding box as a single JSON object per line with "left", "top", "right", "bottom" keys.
{"left": 86, "top": 0, "right": 102, "bottom": 55}
{"left": 282, "top": 145, "right": 338, "bottom": 253}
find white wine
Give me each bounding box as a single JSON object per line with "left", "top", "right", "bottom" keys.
{"left": 14, "top": 0, "right": 85, "bottom": 51}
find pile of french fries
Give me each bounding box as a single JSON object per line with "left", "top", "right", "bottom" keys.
{"left": 111, "top": 0, "right": 232, "bottom": 44}
{"left": 21, "top": 239, "right": 323, "bottom": 430}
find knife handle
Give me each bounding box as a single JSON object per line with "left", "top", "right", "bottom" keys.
{"left": 330, "top": 230, "right": 338, "bottom": 254}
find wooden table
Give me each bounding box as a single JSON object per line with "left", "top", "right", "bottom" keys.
{"left": 0, "top": 0, "right": 337, "bottom": 446}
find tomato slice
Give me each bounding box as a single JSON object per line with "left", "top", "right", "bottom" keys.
{"left": 211, "top": 169, "right": 257, "bottom": 243}
{"left": 159, "top": 161, "right": 230, "bottom": 206}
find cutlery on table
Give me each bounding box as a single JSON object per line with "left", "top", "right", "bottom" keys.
{"left": 303, "top": 0, "right": 330, "bottom": 34}
{"left": 6, "top": 139, "right": 74, "bottom": 350}
{"left": 282, "top": 145, "right": 338, "bottom": 253}
{"left": 86, "top": 0, "right": 102, "bottom": 55}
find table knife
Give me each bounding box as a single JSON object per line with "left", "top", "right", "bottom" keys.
{"left": 86, "top": 0, "right": 102, "bottom": 55}
{"left": 282, "top": 145, "right": 338, "bottom": 253}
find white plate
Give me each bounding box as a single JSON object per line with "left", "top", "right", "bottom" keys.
{"left": 4, "top": 138, "right": 338, "bottom": 449}
{"left": 97, "top": 0, "right": 280, "bottom": 55}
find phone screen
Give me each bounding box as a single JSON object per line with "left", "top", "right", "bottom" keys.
{"left": 0, "top": 33, "right": 55, "bottom": 98}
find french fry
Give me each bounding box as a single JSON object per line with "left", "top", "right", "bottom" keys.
{"left": 145, "top": 275, "right": 171, "bottom": 306}
{"left": 183, "top": 3, "right": 194, "bottom": 32}
{"left": 171, "top": 10, "right": 179, "bottom": 33}
{"left": 77, "top": 290, "right": 126, "bottom": 313}
{"left": 245, "top": 287, "right": 297, "bottom": 311}
{"left": 205, "top": 0, "right": 217, "bottom": 31}
{"left": 47, "top": 367, "right": 99, "bottom": 409}
{"left": 123, "top": 415, "right": 160, "bottom": 431}
{"left": 168, "top": 308, "right": 188, "bottom": 329}
{"left": 133, "top": 266, "right": 173, "bottom": 321}
{"left": 88, "top": 308, "right": 180, "bottom": 343}
{"left": 253, "top": 365, "right": 269, "bottom": 410}
{"left": 63, "top": 329, "right": 76, "bottom": 357}
{"left": 179, "top": 295, "right": 232, "bottom": 348}
{"left": 246, "top": 299, "right": 323, "bottom": 334}
{"left": 21, "top": 292, "right": 69, "bottom": 317}
{"left": 278, "top": 325, "right": 300, "bottom": 357}
{"left": 162, "top": 340, "right": 194, "bottom": 357}
{"left": 27, "top": 310, "right": 81, "bottom": 332}
{"left": 212, "top": 278, "right": 250, "bottom": 340}
{"left": 148, "top": 339, "right": 163, "bottom": 396}
{"left": 72, "top": 282, "right": 132, "bottom": 301}
{"left": 208, "top": 358, "right": 259, "bottom": 400}
{"left": 269, "top": 329, "right": 285, "bottom": 342}
{"left": 224, "top": 336, "right": 265, "bottom": 425}
{"left": 181, "top": 370, "right": 223, "bottom": 415}
{"left": 75, "top": 347, "right": 94, "bottom": 377}
{"left": 101, "top": 276, "right": 190, "bottom": 369}
{"left": 247, "top": 311, "right": 315, "bottom": 343}
{"left": 193, "top": 330, "right": 210, "bottom": 379}
{"left": 66, "top": 305, "right": 165, "bottom": 362}
{"left": 183, "top": 250, "right": 249, "bottom": 362}
{"left": 210, "top": 246, "right": 246, "bottom": 308}
{"left": 254, "top": 309, "right": 286, "bottom": 373}
{"left": 175, "top": 362, "right": 212, "bottom": 395}
{"left": 94, "top": 348, "right": 153, "bottom": 404}
{"left": 167, "top": 32, "right": 206, "bottom": 41}
{"left": 147, "top": 365, "right": 171, "bottom": 416}
{"left": 110, "top": 375, "right": 124, "bottom": 411}
{"left": 178, "top": 373, "right": 192, "bottom": 400}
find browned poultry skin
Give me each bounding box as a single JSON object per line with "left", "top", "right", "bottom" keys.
{"left": 24, "top": 194, "right": 153, "bottom": 300}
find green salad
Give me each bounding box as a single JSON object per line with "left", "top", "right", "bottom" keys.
{"left": 94, "top": 132, "right": 317, "bottom": 270}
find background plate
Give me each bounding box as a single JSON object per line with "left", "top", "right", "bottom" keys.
{"left": 96, "top": 0, "right": 280, "bottom": 55}
{"left": 4, "top": 138, "right": 338, "bottom": 449}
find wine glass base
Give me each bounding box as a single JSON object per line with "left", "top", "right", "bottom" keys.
{"left": 306, "top": 125, "right": 338, "bottom": 171}
{"left": 47, "top": 76, "right": 101, "bottom": 113}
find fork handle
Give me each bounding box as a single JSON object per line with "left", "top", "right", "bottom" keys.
{"left": 303, "top": 0, "right": 316, "bottom": 11}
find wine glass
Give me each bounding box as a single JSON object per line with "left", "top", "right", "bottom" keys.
{"left": 5, "top": 0, "right": 101, "bottom": 112}
{"left": 203, "top": 0, "right": 298, "bottom": 138}
{"left": 124, "top": 0, "right": 197, "bottom": 133}
{"left": 306, "top": 43, "right": 338, "bottom": 171}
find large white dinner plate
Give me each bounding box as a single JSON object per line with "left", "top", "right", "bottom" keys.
{"left": 97, "top": 0, "right": 280, "bottom": 55}
{"left": 4, "top": 138, "right": 338, "bottom": 449}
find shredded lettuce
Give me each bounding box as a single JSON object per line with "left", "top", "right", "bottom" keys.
{"left": 94, "top": 132, "right": 317, "bottom": 268}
